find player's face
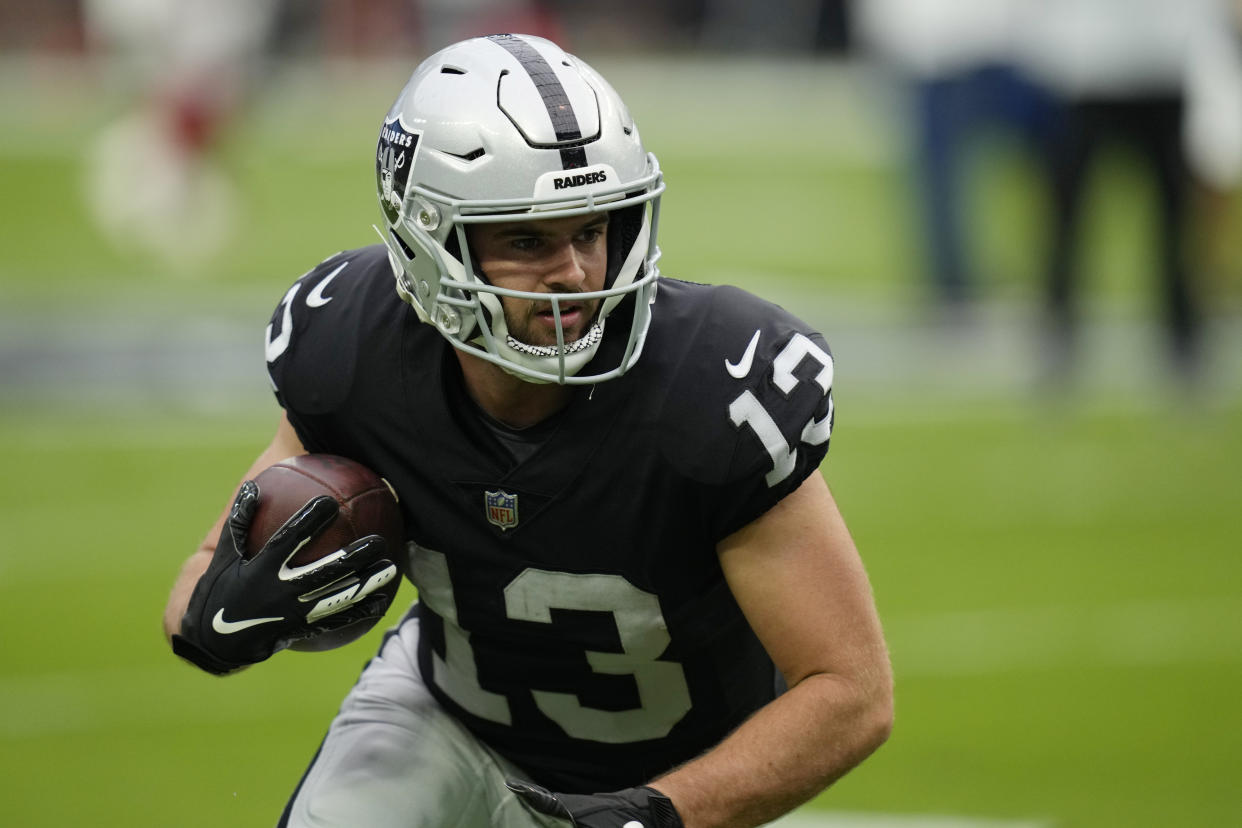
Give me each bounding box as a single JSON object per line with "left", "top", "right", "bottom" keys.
{"left": 468, "top": 213, "right": 609, "bottom": 347}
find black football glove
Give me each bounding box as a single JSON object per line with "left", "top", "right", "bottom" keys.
{"left": 507, "top": 780, "right": 683, "bottom": 828}
{"left": 171, "top": 480, "right": 398, "bottom": 675}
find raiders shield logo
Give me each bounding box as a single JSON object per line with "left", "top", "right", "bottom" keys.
{"left": 484, "top": 490, "right": 519, "bottom": 530}
{"left": 376, "top": 115, "right": 420, "bottom": 224}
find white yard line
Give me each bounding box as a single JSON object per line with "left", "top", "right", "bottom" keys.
{"left": 768, "top": 812, "right": 1051, "bottom": 827}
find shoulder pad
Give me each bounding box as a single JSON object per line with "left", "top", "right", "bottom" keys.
{"left": 654, "top": 281, "right": 835, "bottom": 495}
{"left": 265, "top": 245, "right": 400, "bottom": 414}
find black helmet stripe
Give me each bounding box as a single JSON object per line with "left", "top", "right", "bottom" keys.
{"left": 487, "top": 34, "right": 589, "bottom": 170}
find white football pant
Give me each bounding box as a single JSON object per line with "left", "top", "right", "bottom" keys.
{"left": 279, "top": 608, "right": 564, "bottom": 828}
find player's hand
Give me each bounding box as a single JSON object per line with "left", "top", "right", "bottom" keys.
{"left": 507, "top": 780, "right": 683, "bottom": 828}
{"left": 171, "top": 480, "right": 396, "bottom": 675}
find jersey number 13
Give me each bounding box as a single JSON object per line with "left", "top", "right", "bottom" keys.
{"left": 411, "top": 546, "right": 692, "bottom": 744}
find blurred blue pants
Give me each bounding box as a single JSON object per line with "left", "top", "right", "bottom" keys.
{"left": 912, "top": 63, "right": 1059, "bottom": 306}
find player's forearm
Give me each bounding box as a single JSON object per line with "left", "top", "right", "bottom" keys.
{"left": 163, "top": 546, "right": 214, "bottom": 642}
{"left": 167, "top": 473, "right": 252, "bottom": 645}
{"left": 163, "top": 414, "right": 308, "bottom": 644}
{"left": 651, "top": 670, "right": 892, "bottom": 828}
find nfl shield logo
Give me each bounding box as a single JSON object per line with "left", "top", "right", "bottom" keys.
{"left": 484, "top": 490, "right": 519, "bottom": 530}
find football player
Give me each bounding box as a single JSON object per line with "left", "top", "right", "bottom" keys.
{"left": 164, "top": 33, "right": 892, "bottom": 828}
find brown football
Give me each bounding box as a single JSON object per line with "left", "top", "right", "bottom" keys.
{"left": 249, "top": 453, "right": 405, "bottom": 652}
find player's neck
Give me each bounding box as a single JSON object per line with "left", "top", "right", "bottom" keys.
{"left": 455, "top": 351, "right": 573, "bottom": 429}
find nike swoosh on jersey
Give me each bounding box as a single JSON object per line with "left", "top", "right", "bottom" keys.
{"left": 277, "top": 537, "right": 348, "bottom": 582}
{"left": 211, "top": 608, "right": 285, "bottom": 635}
{"left": 306, "top": 261, "right": 348, "bottom": 308}
{"left": 725, "top": 329, "right": 762, "bottom": 379}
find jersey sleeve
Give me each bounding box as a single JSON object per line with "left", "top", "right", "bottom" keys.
{"left": 658, "top": 284, "right": 836, "bottom": 541}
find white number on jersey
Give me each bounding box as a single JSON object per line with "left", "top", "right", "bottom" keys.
{"left": 411, "top": 545, "right": 693, "bottom": 744}
{"left": 727, "top": 332, "right": 834, "bottom": 487}
{"left": 265, "top": 261, "right": 348, "bottom": 363}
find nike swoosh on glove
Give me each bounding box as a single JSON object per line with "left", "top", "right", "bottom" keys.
{"left": 507, "top": 779, "right": 684, "bottom": 828}
{"left": 172, "top": 480, "right": 395, "bottom": 674}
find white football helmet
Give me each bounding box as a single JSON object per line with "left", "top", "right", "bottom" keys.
{"left": 375, "top": 33, "right": 664, "bottom": 384}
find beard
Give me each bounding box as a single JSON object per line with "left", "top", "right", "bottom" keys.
{"left": 503, "top": 294, "right": 603, "bottom": 350}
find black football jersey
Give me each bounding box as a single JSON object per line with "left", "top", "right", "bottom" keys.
{"left": 265, "top": 245, "right": 836, "bottom": 792}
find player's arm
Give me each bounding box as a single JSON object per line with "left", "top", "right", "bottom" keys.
{"left": 161, "top": 411, "right": 307, "bottom": 645}
{"left": 654, "top": 471, "right": 892, "bottom": 827}
{"left": 162, "top": 412, "right": 305, "bottom": 645}
{"left": 511, "top": 471, "right": 892, "bottom": 828}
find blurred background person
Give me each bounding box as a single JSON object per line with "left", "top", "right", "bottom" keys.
{"left": 80, "top": 0, "right": 282, "bottom": 272}
{"left": 75, "top": 0, "right": 571, "bottom": 274}
{"left": 856, "top": 0, "right": 1059, "bottom": 317}
{"left": 1184, "top": 0, "right": 1242, "bottom": 319}
{"left": 1016, "top": 0, "right": 1242, "bottom": 384}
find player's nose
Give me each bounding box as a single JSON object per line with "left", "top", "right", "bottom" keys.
{"left": 541, "top": 239, "right": 589, "bottom": 290}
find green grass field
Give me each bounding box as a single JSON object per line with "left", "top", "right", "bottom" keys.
{"left": 2, "top": 56, "right": 1240, "bottom": 826}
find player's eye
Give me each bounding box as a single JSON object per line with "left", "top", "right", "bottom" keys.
{"left": 509, "top": 236, "right": 542, "bottom": 252}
